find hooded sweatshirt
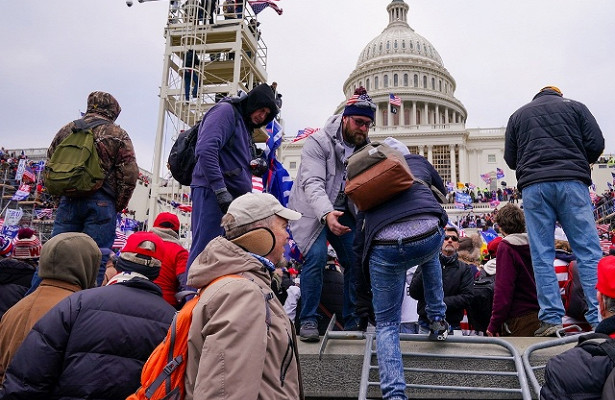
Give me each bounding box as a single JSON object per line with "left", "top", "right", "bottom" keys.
{"left": 47, "top": 91, "right": 139, "bottom": 211}
{"left": 0, "top": 232, "right": 101, "bottom": 382}
{"left": 487, "top": 233, "right": 539, "bottom": 334}
{"left": 185, "top": 236, "right": 301, "bottom": 400}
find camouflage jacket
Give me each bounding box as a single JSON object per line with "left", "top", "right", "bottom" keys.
{"left": 47, "top": 92, "right": 138, "bottom": 211}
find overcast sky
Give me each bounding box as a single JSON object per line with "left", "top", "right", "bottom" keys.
{"left": 1, "top": 0, "right": 614, "bottom": 173}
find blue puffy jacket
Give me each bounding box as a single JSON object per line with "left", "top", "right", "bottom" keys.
{"left": 1, "top": 279, "right": 175, "bottom": 400}
{"left": 504, "top": 89, "right": 604, "bottom": 190}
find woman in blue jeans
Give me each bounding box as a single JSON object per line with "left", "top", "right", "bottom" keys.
{"left": 354, "top": 138, "right": 450, "bottom": 400}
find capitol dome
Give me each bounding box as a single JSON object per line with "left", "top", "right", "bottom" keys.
{"left": 357, "top": 2, "right": 443, "bottom": 67}
{"left": 339, "top": 0, "right": 467, "bottom": 128}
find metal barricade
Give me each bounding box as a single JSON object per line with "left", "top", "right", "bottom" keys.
{"left": 319, "top": 316, "right": 533, "bottom": 399}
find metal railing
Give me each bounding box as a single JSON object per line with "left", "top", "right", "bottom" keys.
{"left": 319, "top": 316, "right": 533, "bottom": 399}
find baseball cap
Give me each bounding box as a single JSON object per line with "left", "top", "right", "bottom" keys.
{"left": 225, "top": 193, "right": 301, "bottom": 230}
{"left": 153, "top": 212, "right": 180, "bottom": 232}
{"left": 597, "top": 256, "right": 615, "bottom": 298}
{"left": 119, "top": 232, "right": 164, "bottom": 268}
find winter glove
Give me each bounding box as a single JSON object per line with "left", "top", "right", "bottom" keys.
{"left": 215, "top": 188, "right": 233, "bottom": 213}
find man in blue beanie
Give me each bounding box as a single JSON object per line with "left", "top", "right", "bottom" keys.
{"left": 288, "top": 87, "right": 376, "bottom": 341}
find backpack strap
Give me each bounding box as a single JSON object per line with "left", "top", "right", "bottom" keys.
{"left": 600, "top": 340, "right": 615, "bottom": 365}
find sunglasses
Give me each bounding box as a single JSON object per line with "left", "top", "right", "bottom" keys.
{"left": 349, "top": 116, "right": 375, "bottom": 129}
{"left": 444, "top": 235, "right": 459, "bottom": 242}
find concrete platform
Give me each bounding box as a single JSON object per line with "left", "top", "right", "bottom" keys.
{"left": 297, "top": 333, "right": 577, "bottom": 400}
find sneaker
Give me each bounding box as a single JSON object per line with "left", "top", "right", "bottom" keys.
{"left": 534, "top": 322, "right": 563, "bottom": 337}
{"left": 428, "top": 317, "right": 449, "bottom": 341}
{"left": 300, "top": 320, "right": 320, "bottom": 342}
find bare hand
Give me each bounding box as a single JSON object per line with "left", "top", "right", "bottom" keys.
{"left": 486, "top": 330, "right": 499, "bottom": 337}
{"left": 325, "top": 210, "right": 352, "bottom": 236}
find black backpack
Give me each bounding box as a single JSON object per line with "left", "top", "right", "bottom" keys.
{"left": 167, "top": 122, "right": 200, "bottom": 186}
{"left": 466, "top": 274, "right": 495, "bottom": 333}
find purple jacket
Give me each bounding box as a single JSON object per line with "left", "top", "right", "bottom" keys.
{"left": 487, "top": 233, "right": 539, "bottom": 334}
{"left": 192, "top": 100, "right": 253, "bottom": 197}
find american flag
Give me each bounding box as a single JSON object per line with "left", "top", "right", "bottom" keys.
{"left": 293, "top": 127, "right": 319, "bottom": 142}
{"left": 22, "top": 168, "right": 36, "bottom": 183}
{"left": 248, "top": 0, "right": 283, "bottom": 15}
{"left": 112, "top": 230, "right": 127, "bottom": 250}
{"left": 389, "top": 93, "right": 402, "bottom": 107}
{"left": 252, "top": 176, "right": 264, "bottom": 193}
{"left": 496, "top": 168, "right": 505, "bottom": 179}
{"left": 34, "top": 208, "right": 53, "bottom": 220}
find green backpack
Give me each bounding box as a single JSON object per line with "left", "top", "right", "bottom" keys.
{"left": 44, "top": 119, "right": 109, "bottom": 196}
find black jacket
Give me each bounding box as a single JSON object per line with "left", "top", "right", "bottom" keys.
{"left": 409, "top": 253, "right": 474, "bottom": 327}
{"left": 504, "top": 88, "right": 604, "bottom": 190}
{"left": 541, "top": 315, "right": 615, "bottom": 400}
{"left": 1, "top": 279, "right": 175, "bottom": 400}
{"left": 0, "top": 258, "right": 35, "bottom": 320}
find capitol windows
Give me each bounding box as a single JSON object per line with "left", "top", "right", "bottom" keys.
{"left": 431, "top": 77, "right": 435, "bottom": 90}
{"left": 386, "top": 41, "right": 390, "bottom": 51}
{"left": 409, "top": 41, "right": 413, "bottom": 50}
{"left": 379, "top": 43, "right": 383, "bottom": 53}
{"left": 422, "top": 76, "right": 427, "bottom": 88}
{"left": 384, "top": 75, "right": 389, "bottom": 88}
{"left": 439, "top": 80, "right": 442, "bottom": 92}
{"left": 375, "top": 76, "right": 379, "bottom": 89}
{"left": 488, "top": 154, "right": 496, "bottom": 163}
{"left": 393, "top": 74, "right": 399, "bottom": 87}
{"left": 289, "top": 161, "right": 297, "bottom": 169}
{"left": 366, "top": 78, "right": 370, "bottom": 90}
{"left": 413, "top": 74, "right": 418, "bottom": 87}
{"left": 394, "top": 40, "right": 398, "bottom": 49}
{"left": 402, "top": 40, "right": 406, "bottom": 49}
{"left": 403, "top": 74, "right": 408, "bottom": 86}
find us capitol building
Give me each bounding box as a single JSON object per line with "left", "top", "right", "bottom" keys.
{"left": 279, "top": 0, "right": 510, "bottom": 191}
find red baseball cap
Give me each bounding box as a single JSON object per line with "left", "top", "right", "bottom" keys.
{"left": 596, "top": 256, "right": 615, "bottom": 298}
{"left": 153, "top": 212, "right": 180, "bottom": 232}
{"left": 120, "top": 232, "right": 164, "bottom": 267}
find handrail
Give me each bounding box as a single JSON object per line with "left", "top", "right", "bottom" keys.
{"left": 320, "top": 315, "right": 533, "bottom": 400}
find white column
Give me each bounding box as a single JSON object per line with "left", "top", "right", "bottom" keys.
{"left": 450, "top": 145, "right": 457, "bottom": 185}
{"left": 427, "top": 145, "right": 433, "bottom": 163}
{"left": 411, "top": 101, "right": 416, "bottom": 126}
{"left": 444, "top": 107, "right": 449, "bottom": 125}
{"left": 375, "top": 104, "right": 380, "bottom": 127}
{"left": 400, "top": 101, "right": 405, "bottom": 126}
{"left": 435, "top": 104, "right": 440, "bottom": 125}
{"left": 423, "top": 103, "right": 428, "bottom": 125}
{"left": 458, "top": 144, "right": 466, "bottom": 183}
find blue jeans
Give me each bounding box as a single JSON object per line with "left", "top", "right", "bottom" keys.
{"left": 184, "top": 70, "right": 199, "bottom": 100}
{"left": 523, "top": 181, "right": 601, "bottom": 327}
{"left": 369, "top": 228, "right": 446, "bottom": 400}
{"left": 52, "top": 191, "right": 116, "bottom": 286}
{"left": 299, "top": 212, "right": 358, "bottom": 328}
{"left": 185, "top": 186, "right": 224, "bottom": 289}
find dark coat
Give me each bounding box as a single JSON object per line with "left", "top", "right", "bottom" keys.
{"left": 541, "top": 315, "right": 615, "bottom": 400}
{"left": 355, "top": 153, "right": 449, "bottom": 266}
{"left": 1, "top": 279, "right": 175, "bottom": 400}
{"left": 504, "top": 88, "right": 604, "bottom": 191}
{"left": 409, "top": 254, "right": 474, "bottom": 327}
{"left": 0, "top": 258, "right": 35, "bottom": 319}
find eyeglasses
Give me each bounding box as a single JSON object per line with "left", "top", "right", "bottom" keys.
{"left": 444, "top": 235, "right": 459, "bottom": 242}
{"left": 349, "top": 116, "right": 375, "bottom": 129}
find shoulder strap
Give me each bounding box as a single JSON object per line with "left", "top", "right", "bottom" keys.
{"left": 600, "top": 340, "right": 615, "bottom": 365}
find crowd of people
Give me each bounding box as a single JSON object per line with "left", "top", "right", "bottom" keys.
{"left": 0, "top": 84, "right": 614, "bottom": 399}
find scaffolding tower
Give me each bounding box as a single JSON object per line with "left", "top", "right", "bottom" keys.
{"left": 147, "top": 1, "right": 270, "bottom": 225}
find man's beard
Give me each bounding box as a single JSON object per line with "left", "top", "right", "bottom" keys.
{"left": 275, "top": 257, "right": 288, "bottom": 269}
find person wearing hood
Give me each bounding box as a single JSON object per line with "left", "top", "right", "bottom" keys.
{"left": 150, "top": 212, "right": 189, "bottom": 308}
{"left": 185, "top": 193, "right": 303, "bottom": 400}
{"left": 46, "top": 91, "right": 139, "bottom": 286}
{"left": 0, "top": 232, "right": 175, "bottom": 399}
{"left": 288, "top": 86, "right": 375, "bottom": 341}
{"left": 186, "top": 83, "right": 278, "bottom": 282}
{"left": 0, "top": 232, "right": 100, "bottom": 384}
{"left": 0, "top": 231, "right": 37, "bottom": 320}
{"left": 486, "top": 203, "right": 540, "bottom": 337}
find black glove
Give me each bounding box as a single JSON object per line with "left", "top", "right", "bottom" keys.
{"left": 215, "top": 189, "right": 233, "bottom": 213}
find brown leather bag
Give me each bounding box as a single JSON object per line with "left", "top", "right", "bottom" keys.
{"left": 344, "top": 142, "right": 414, "bottom": 211}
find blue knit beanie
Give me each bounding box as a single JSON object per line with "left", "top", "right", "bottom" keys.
{"left": 342, "top": 86, "right": 376, "bottom": 120}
